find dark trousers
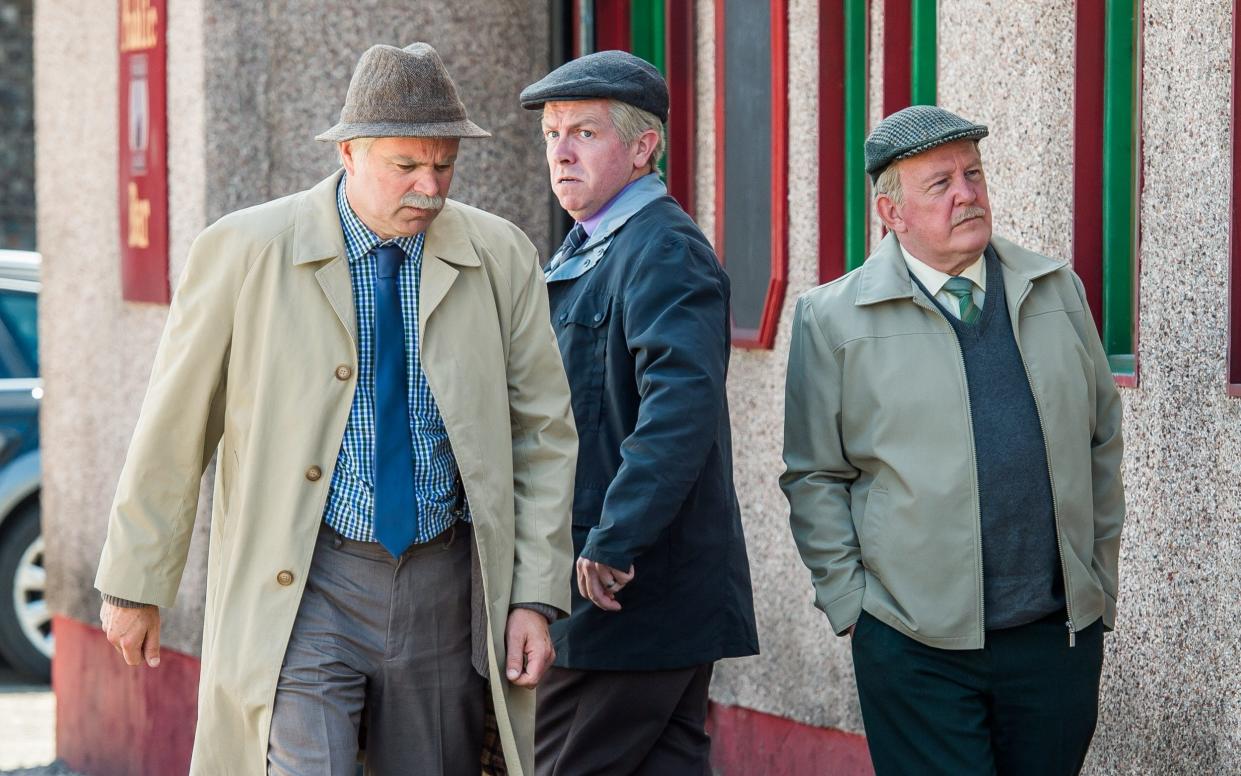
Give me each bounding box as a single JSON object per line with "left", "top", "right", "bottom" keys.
{"left": 852, "top": 611, "right": 1104, "bottom": 776}
{"left": 267, "top": 523, "right": 486, "bottom": 776}
{"left": 535, "top": 663, "right": 714, "bottom": 776}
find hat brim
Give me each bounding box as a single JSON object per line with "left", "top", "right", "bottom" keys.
{"left": 315, "top": 119, "right": 491, "bottom": 142}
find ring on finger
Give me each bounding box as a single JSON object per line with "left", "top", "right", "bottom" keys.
{"left": 604, "top": 580, "right": 619, "bottom": 591}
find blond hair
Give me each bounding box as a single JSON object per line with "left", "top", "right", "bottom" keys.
{"left": 607, "top": 100, "right": 666, "bottom": 174}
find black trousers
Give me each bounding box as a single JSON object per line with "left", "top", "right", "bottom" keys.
{"left": 535, "top": 663, "right": 714, "bottom": 776}
{"left": 852, "top": 611, "right": 1104, "bottom": 776}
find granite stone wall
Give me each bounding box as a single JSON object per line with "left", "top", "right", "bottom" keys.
{"left": 38, "top": 1, "right": 553, "bottom": 656}
{"left": 0, "top": 0, "right": 34, "bottom": 249}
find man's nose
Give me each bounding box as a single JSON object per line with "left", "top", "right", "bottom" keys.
{"left": 951, "top": 174, "right": 978, "bottom": 204}
{"left": 550, "top": 135, "right": 575, "bottom": 165}
{"left": 412, "top": 170, "right": 442, "bottom": 197}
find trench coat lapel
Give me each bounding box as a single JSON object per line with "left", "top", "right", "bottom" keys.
{"left": 421, "top": 202, "right": 482, "bottom": 334}
{"left": 292, "top": 170, "right": 355, "bottom": 345}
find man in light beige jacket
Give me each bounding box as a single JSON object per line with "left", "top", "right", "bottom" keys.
{"left": 94, "top": 43, "right": 575, "bottom": 775}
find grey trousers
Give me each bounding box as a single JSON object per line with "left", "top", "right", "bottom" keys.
{"left": 267, "top": 523, "right": 486, "bottom": 776}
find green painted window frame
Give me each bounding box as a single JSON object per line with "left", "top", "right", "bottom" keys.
{"left": 1101, "top": 0, "right": 1140, "bottom": 379}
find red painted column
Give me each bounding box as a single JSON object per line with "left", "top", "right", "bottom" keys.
{"left": 54, "top": 615, "right": 199, "bottom": 776}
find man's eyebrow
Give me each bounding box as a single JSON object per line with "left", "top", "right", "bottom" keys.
{"left": 917, "top": 167, "right": 954, "bottom": 185}
{"left": 389, "top": 154, "right": 457, "bottom": 165}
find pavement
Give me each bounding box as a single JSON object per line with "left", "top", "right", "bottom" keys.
{"left": 0, "top": 662, "right": 72, "bottom": 775}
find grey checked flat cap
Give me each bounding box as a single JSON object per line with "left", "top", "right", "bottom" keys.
{"left": 316, "top": 42, "right": 490, "bottom": 142}
{"left": 520, "top": 50, "right": 668, "bottom": 123}
{"left": 864, "top": 105, "right": 988, "bottom": 182}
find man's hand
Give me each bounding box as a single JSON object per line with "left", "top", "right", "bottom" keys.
{"left": 504, "top": 608, "right": 555, "bottom": 688}
{"left": 100, "top": 601, "right": 162, "bottom": 668}
{"left": 575, "top": 557, "right": 635, "bottom": 612}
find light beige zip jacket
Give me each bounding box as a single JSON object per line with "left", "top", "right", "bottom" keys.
{"left": 782, "top": 233, "right": 1124, "bottom": 650}
{"left": 95, "top": 170, "right": 576, "bottom": 774}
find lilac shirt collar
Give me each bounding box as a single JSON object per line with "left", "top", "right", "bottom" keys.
{"left": 581, "top": 177, "right": 646, "bottom": 236}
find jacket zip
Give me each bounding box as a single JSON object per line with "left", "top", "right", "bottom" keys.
{"left": 920, "top": 297, "right": 987, "bottom": 646}
{"left": 1011, "top": 284, "right": 1076, "bottom": 647}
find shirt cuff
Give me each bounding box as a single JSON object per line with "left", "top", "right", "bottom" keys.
{"left": 510, "top": 602, "right": 562, "bottom": 623}
{"left": 102, "top": 593, "right": 154, "bottom": 609}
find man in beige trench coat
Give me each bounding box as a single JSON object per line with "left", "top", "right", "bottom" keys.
{"left": 93, "top": 43, "right": 576, "bottom": 775}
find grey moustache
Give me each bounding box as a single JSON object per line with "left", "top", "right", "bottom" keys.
{"left": 953, "top": 207, "right": 986, "bottom": 226}
{"left": 401, "top": 193, "right": 445, "bottom": 210}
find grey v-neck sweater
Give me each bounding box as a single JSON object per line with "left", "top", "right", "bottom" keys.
{"left": 913, "top": 248, "right": 1066, "bottom": 630}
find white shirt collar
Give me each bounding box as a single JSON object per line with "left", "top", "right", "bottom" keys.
{"left": 899, "top": 244, "right": 986, "bottom": 296}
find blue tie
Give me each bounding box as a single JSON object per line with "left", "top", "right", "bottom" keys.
{"left": 547, "top": 223, "right": 587, "bottom": 273}
{"left": 372, "top": 244, "right": 417, "bottom": 557}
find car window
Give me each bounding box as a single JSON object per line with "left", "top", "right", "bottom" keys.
{"left": 0, "top": 291, "right": 38, "bottom": 375}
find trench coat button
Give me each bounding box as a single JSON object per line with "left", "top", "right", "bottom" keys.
{"left": 276, "top": 570, "right": 294, "bottom": 586}
{"left": 593, "top": 312, "right": 603, "bottom": 322}
{"left": 558, "top": 313, "right": 568, "bottom": 323}
{"left": 335, "top": 365, "right": 353, "bottom": 381}
{"left": 305, "top": 465, "right": 322, "bottom": 482}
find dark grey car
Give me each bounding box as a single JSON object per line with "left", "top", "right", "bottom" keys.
{"left": 0, "top": 249, "right": 45, "bottom": 680}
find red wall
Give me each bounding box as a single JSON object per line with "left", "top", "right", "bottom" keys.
{"left": 53, "top": 615, "right": 873, "bottom": 775}
{"left": 53, "top": 615, "right": 198, "bottom": 776}
{"left": 708, "top": 702, "right": 874, "bottom": 776}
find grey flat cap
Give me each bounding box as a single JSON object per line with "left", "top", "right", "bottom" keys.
{"left": 864, "top": 105, "right": 988, "bottom": 181}
{"left": 520, "top": 50, "right": 668, "bottom": 123}
{"left": 316, "top": 42, "right": 490, "bottom": 142}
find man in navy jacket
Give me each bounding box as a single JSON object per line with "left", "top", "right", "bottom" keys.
{"left": 520, "top": 51, "right": 759, "bottom": 775}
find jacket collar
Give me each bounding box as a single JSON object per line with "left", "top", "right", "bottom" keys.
{"left": 854, "top": 232, "right": 1066, "bottom": 307}
{"left": 291, "top": 169, "right": 480, "bottom": 267}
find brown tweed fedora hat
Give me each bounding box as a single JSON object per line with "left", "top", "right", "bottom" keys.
{"left": 316, "top": 42, "right": 490, "bottom": 142}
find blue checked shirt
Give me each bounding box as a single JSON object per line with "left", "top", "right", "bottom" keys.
{"left": 322, "top": 176, "right": 467, "bottom": 543}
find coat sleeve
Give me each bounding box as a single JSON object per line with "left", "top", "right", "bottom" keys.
{"left": 1070, "top": 272, "right": 1126, "bottom": 629}
{"left": 578, "top": 234, "right": 729, "bottom": 571}
{"left": 505, "top": 240, "right": 577, "bottom": 615}
{"left": 94, "top": 225, "right": 246, "bottom": 608}
{"left": 780, "top": 295, "right": 865, "bottom": 635}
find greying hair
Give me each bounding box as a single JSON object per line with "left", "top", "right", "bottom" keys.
{"left": 342, "top": 136, "right": 377, "bottom": 161}
{"left": 608, "top": 100, "right": 665, "bottom": 174}
{"left": 874, "top": 161, "right": 905, "bottom": 204}
{"left": 873, "top": 141, "right": 983, "bottom": 205}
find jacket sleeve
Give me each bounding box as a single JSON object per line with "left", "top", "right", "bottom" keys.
{"left": 505, "top": 240, "right": 577, "bottom": 615}
{"left": 780, "top": 295, "right": 864, "bottom": 635}
{"left": 1070, "top": 273, "right": 1126, "bottom": 628}
{"left": 94, "top": 225, "right": 246, "bottom": 608}
{"left": 578, "top": 234, "right": 728, "bottom": 571}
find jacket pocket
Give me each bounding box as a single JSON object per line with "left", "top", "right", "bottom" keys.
{"left": 559, "top": 292, "right": 612, "bottom": 433}
{"left": 858, "top": 487, "right": 887, "bottom": 566}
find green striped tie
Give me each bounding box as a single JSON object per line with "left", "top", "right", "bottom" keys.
{"left": 943, "top": 276, "right": 981, "bottom": 324}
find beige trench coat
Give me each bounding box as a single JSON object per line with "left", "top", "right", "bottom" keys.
{"left": 95, "top": 170, "right": 577, "bottom": 775}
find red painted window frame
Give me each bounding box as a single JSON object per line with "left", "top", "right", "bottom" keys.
{"left": 883, "top": 0, "right": 912, "bottom": 115}
{"left": 1229, "top": 0, "right": 1241, "bottom": 395}
{"left": 665, "top": 1, "right": 696, "bottom": 214}
{"left": 714, "top": 0, "right": 789, "bottom": 349}
{"left": 595, "top": 0, "right": 632, "bottom": 51}
{"left": 819, "top": 2, "right": 847, "bottom": 283}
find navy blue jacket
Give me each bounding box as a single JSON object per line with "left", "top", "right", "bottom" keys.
{"left": 545, "top": 195, "right": 759, "bottom": 670}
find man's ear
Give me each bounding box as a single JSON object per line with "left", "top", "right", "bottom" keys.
{"left": 632, "top": 128, "right": 660, "bottom": 170}
{"left": 339, "top": 141, "right": 359, "bottom": 176}
{"left": 875, "top": 195, "right": 905, "bottom": 234}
